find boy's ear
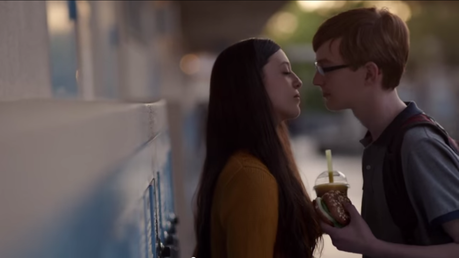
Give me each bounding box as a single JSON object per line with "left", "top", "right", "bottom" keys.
{"left": 364, "top": 62, "right": 381, "bottom": 86}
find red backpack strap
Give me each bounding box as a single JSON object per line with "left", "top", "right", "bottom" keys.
{"left": 410, "top": 114, "right": 459, "bottom": 153}
{"left": 401, "top": 113, "right": 433, "bottom": 129}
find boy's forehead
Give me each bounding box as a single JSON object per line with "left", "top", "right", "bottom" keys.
{"left": 315, "top": 39, "right": 342, "bottom": 63}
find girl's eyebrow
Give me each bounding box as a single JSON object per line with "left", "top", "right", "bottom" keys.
{"left": 279, "top": 61, "right": 290, "bottom": 67}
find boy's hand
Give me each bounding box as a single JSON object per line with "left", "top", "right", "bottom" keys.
{"left": 321, "top": 202, "right": 379, "bottom": 255}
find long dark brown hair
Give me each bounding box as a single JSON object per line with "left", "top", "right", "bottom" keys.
{"left": 194, "top": 38, "right": 322, "bottom": 258}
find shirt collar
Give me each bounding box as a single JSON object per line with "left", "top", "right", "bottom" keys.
{"left": 359, "top": 101, "right": 424, "bottom": 147}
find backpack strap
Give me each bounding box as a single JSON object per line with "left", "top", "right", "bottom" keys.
{"left": 412, "top": 114, "right": 459, "bottom": 154}
{"left": 383, "top": 113, "right": 457, "bottom": 244}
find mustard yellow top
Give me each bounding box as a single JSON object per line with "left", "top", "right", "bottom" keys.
{"left": 211, "top": 150, "right": 279, "bottom": 258}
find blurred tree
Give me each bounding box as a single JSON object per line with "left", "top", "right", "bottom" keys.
{"left": 404, "top": 1, "right": 459, "bottom": 138}
{"left": 405, "top": 1, "right": 459, "bottom": 71}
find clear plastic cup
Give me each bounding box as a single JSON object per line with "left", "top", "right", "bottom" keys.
{"left": 313, "top": 170, "right": 350, "bottom": 198}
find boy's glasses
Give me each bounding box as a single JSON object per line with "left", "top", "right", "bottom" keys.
{"left": 315, "top": 62, "right": 349, "bottom": 75}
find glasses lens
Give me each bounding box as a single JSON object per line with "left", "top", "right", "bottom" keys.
{"left": 315, "top": 63, "right": 324, "bottom": 75}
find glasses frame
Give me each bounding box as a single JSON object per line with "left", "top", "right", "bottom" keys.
{"left": 315, "top": 62, "right": 350, "bottom": 76}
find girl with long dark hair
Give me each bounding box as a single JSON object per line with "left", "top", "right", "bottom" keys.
{"left": 194, "top": 38, "right": 323, "bottom": 258}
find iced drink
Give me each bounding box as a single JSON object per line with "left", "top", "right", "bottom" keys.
{"left": 314, "top": 182, "right": 349, "bottom": 197}
{"left": 313, "top": 169, "right": 350, "bottom": 198}
{"left": 314, "top": 150, "right": 350, "bottom": 198}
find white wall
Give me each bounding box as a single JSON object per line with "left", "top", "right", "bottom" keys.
{"left": 0, "top": 1, "right": 52, "bottom": 101}
{"left": 0, "top": 100, "right": 169, "bottom": 258}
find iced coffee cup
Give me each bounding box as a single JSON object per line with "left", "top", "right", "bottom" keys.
{"left": 313, "top": 149, "right": 350, "bottom": 198}
{"left": 313, "top": 170, "right": 349, "bottom": 197}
